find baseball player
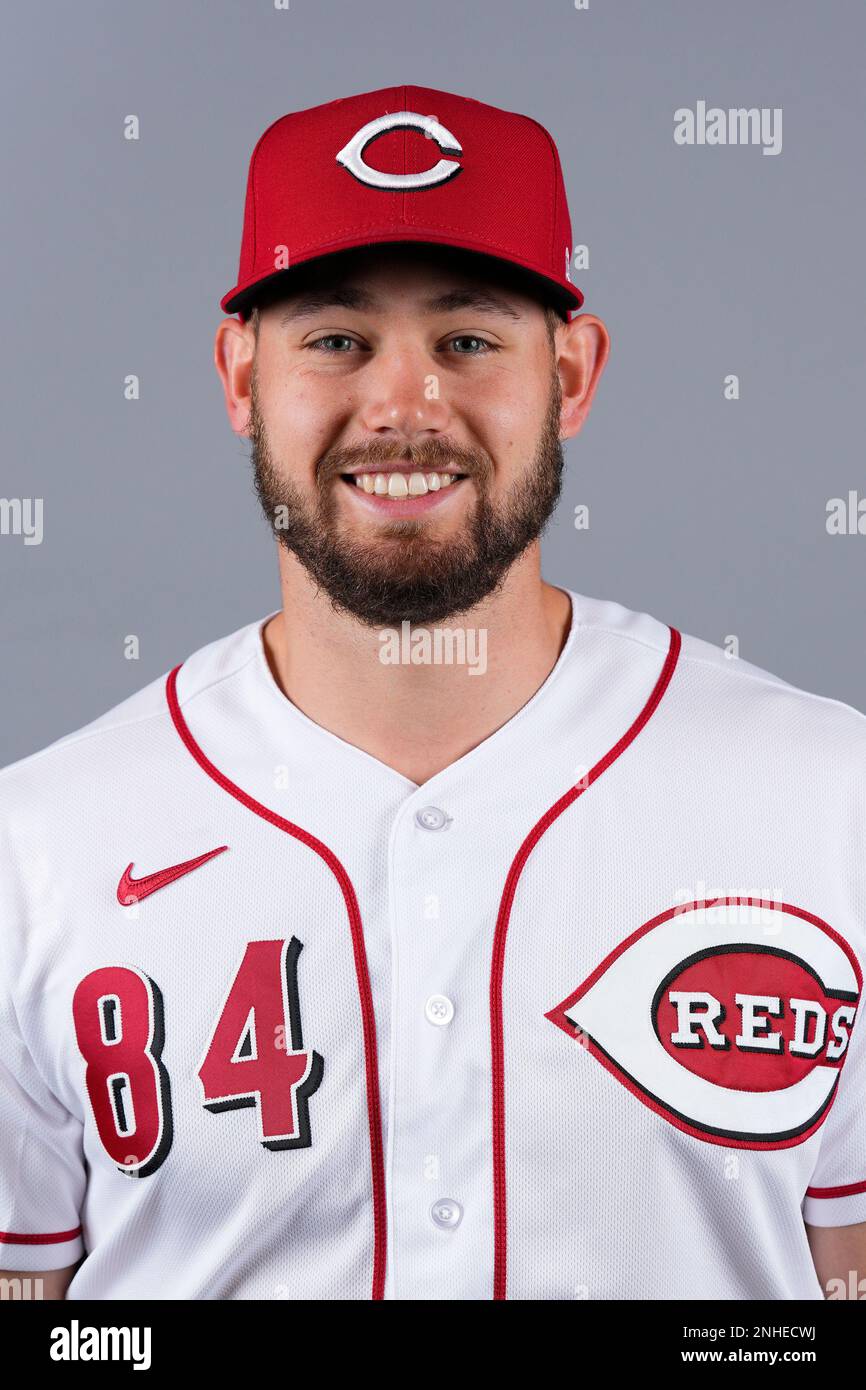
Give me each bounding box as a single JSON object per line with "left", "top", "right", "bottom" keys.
{"left": 1, "top": 85, "right": 864, "bottom": 1302}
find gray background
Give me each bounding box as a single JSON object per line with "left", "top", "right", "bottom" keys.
{"left": 2, "top": 0, "right": 864, "bottom": 767}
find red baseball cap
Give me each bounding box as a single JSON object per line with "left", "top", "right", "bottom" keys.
{"left": 220, "top": 84, "right": 584, "bottom": 322}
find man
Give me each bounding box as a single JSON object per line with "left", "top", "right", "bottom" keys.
{"left": 1, "top": 85, "right": 864, "bottom": 1301}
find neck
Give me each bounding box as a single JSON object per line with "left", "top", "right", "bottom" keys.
{"left": 261, "top": 546, "right": 573, "bottom": 787}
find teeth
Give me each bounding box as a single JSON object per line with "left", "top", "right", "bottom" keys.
{"left": 350, "top": 470, "right": 461, "bottom": 497}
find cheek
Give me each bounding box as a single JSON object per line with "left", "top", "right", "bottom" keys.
{"left": 459, "top": 348, "right": 553, "bottom": 451}
{"left": 461, "top": 381, "right": 542, "bottom": 476}
{"left": 265, "top": 378, "right": 347, "bottom": 475}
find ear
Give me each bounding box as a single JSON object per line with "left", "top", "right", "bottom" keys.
{"left": 553, "top": 314, "right": 611, "bottom": 441}
{"left": 214, "top": 317, "right": 257, "bottom": 436}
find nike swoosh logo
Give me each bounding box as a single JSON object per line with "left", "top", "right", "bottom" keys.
{"left": 117, "top": 846, "right": 228, "bottom": 905}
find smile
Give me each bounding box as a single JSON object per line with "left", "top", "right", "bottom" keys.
{"left": 338, "top": 470, "right": 470, "bottom": 517}
{"left": 342, "top": 470, "right": 466, "bottom": 498}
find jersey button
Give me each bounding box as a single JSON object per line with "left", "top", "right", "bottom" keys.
{"left": 425, "top": 994, "right": 455, "bottom": 1026}
{"left": 430, "top": 1199, "right": 463, "bottom": 1230}
{"left": 415, "top": 805, "right": 451, "bottom": 831}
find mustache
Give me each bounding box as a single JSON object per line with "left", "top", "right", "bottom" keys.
{"left": 318, "top": 439, "right": 491, "bottom": 481}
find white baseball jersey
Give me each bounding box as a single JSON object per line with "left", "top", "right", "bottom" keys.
{"left": 1, "top": 588, "right": 865, "bottom": 1300}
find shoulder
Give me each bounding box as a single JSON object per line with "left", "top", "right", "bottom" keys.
{"left": 570, "top": 588, "right": 866, "bottom": 756}
{"left": 0, "top": 614, "right": 273, "bottom": 816}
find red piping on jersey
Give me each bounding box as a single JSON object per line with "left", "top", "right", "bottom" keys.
{"left": 806, "top": 1178, "right": 866, "bottom": 1199}
{"left": 0, "top": 1226, "right": 82, "bottom": 1245}
{"left": 165, "top": 665, "right": 387, "bottom": 1301}
{"left": 489, "top": 624, "right": 682, "bottom": 1301}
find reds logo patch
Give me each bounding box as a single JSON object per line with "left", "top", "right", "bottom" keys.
{"left": 545, "top": 898, "right": 862, "bottom": 1149}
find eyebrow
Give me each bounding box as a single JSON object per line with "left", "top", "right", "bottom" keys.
{"left": 278, "top": 286, "right": 524, "bottom": 326}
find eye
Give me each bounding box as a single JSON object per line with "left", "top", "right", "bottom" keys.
{"left": 305, "top": 334, "right": 360, "bottom": 354}
{"left": 446, "top": 335, "right": 499, "bottom": 355}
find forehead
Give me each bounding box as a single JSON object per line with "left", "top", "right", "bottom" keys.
{"left": 256, "top": 244, "right": 547, "bottom": 324}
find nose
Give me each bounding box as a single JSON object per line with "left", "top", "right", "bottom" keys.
{"left": 357, "top": 341, "right": 453, "bottom": 443}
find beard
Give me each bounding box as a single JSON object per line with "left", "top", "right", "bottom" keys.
{"left": 248, "top": 364, "right": 565, "bottom": 628}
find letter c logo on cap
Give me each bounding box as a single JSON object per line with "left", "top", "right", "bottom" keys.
{"left": 336, "top": 111, "right": 463, "bottom": 191}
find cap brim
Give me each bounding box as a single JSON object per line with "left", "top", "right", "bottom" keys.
{"left": 221, "top": 238, "right": 583, "bottom": 319}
